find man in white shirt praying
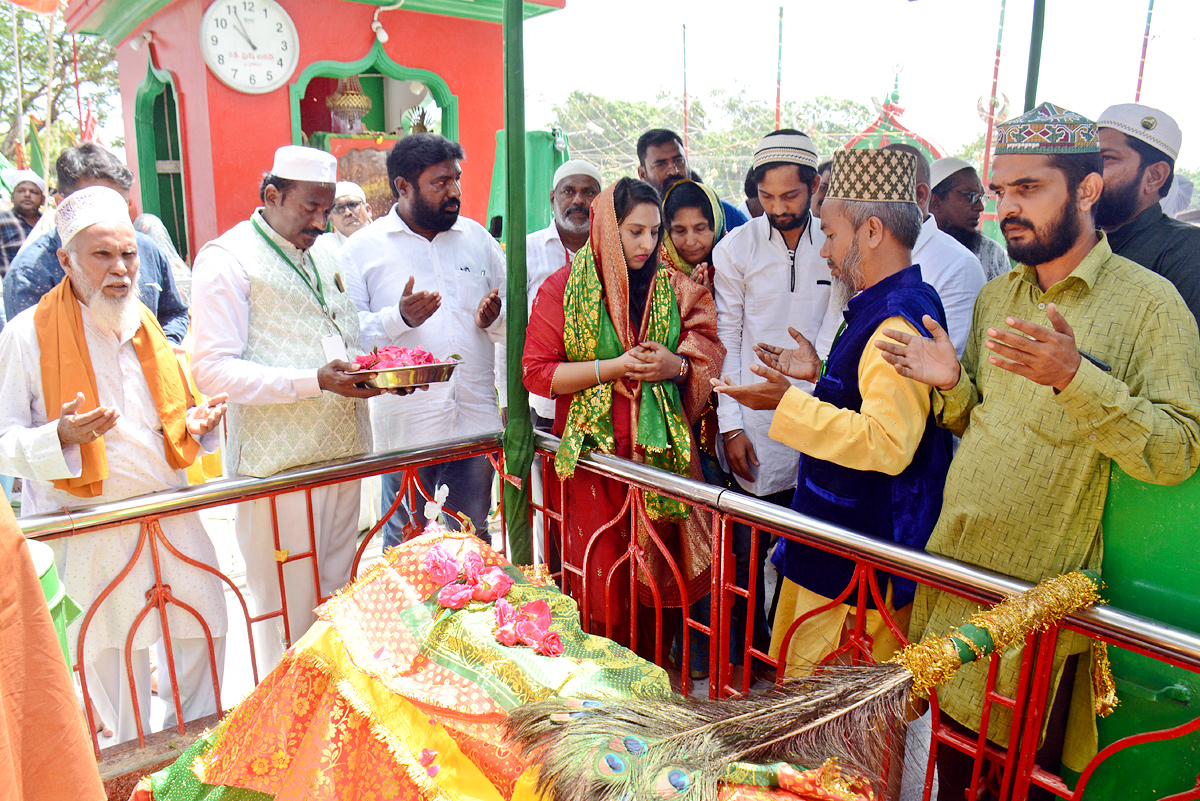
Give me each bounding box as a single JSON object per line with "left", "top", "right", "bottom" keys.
{"left": 342, "top": 134, "right": 506, "bottom": 549}
{"left": 0, "top": 186, "right": 228, "bottom": 743}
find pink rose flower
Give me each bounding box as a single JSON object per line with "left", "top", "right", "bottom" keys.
{"left": 461, "top": 551, "right": 484, "bottom": 584}
{"left": 423, "top": 545, "right": 459, "bottom": 586}
{"left": 521, "top": 599, "right": 552, "bottom": 630}
{"left": 495, "top": 623, "right": 521, "bottom": 647}
{"left": 514, "top": 619, "right": 544, "bottom": 647}
{"left": 472, "top": 567, "right": 515, "bottom": 602}
{"left": 437, "top": 582, "right": 475, "bottom": 609}
{"left": 494, "top": 598, "right": 516, "bottom": 627}
{"left": 418, "top": 749, "right": 437, "bottom": 767}
{"left": 535, "top": 631, "right": 564, "bottom": 657}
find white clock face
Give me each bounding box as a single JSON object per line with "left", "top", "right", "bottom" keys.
{"left": 200, "top": 0, "right": 299, "bottom": 95}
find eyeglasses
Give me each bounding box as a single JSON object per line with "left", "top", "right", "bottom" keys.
{"left": 334, "top": 200, "right": 364, "bottom": 214}
{"left": 950, "top": 189, "right": 988, "bottom": 205}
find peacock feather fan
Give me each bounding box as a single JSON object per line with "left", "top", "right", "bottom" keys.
{"left": 505, "top": 662, "right": 913, "bottom": 801}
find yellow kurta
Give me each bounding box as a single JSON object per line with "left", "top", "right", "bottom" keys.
{"left": 912, "top": 234, "right": 1200, "bottom": 769}
{"left": 767, "top": 318, "right": 932, "bottom": 674}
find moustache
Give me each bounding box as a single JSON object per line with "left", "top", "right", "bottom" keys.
{"left": 439, "top": 200, "right": 461, "bottom": 214}
{"left": 301, "top": 227, "right": 325, "bottom": 237}
{"left": 1000, "top": 218, "right": 1034, "bottom": 235}
{"left": 566, "top": 205, "right": 589, "bottom": 217}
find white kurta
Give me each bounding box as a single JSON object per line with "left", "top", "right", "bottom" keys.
{"left": 0, "top": 301, "right": 227, "bottom": 741}
{"left": 341, "top": 207, "right": 507, "bottom": 450}
{"left": 712, "top": 214, "right": 831, "bottom": 496}
{"left": 0, "top": 303, "right": 227, "bottom": 665}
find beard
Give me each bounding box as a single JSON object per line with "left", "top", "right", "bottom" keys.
{"left": 1093, "top": 173, "right": 1142, "bottom": 229}
{"left": 768, "top": 196, "right": 813, "bottom": 234}
{"left": 1001, "top": 199, "right": 1082, "bottom": 267}
{"left": 69, "top": 257, "right": 142, "bottom": 335}
{"left": 553, "top": 203, "right": 591, "bottom": 238}
{"left": 829, "top": 237, "right": 864, "bottom": 310}
{"left": 943, "top": 223, "right": 983, "bottom": 253}
{"left": 411, "top": 192, "right": 460, "bottom": 233}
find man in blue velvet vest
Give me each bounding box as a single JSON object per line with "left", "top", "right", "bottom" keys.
{"left": 713, "top": 147, "right": 953, "bottom": 675}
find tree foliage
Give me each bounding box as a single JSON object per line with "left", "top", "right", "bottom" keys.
{"left": 550, "top": 89, "right": 873, "bottom": 201}
{"left": 0, "top": 7, "right": 120, "bottom": 166}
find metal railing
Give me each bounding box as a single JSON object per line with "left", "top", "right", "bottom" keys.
{"left": 23, "top": 428, "right": 1200, "bottom": 798}
{"left": 20, "top": 435, "right": 502, "bottom": 756}
{"left": 532, "top": 432, "right": 1200, "bottom": 800}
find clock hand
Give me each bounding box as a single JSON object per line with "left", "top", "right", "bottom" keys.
{"left": 231, "top": 13, "right": 258, "bottom": 51}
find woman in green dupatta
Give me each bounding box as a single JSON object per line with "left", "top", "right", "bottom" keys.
{"left": 523, "top": 178, "right": 725, "bottom": 660}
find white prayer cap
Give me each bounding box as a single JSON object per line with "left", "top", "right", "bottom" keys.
{"left": 1098, "top": 103, "right": 1182, "bottom": 161}
{"left": 552, "top": 159, "right": 602, "bottom": 190}
{"left": 56, "top": 185, "right": 134, "bottom": 248}
{"left": 752, "top": 132, "right": 819, "bottom": 171}
{"left": 3, "top": 169, "right": 47, "bottom": 195}
{"left": 270, "top": 145, "right": 338, "bottom": 183}
{"left": 335, "top": 181, "right": 367, "bottom": 202}
{"left": 930, "top": 157, "right": 978, "bottom": 192}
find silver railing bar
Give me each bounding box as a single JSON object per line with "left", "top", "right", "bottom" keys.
{"left": 535, "top": 432, "right": 1200, "bottom": 669}
{"left": 19, "top": 434, "right": 503, "bottom": 540}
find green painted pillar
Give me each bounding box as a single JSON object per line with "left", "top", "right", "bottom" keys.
{"left": 502, "top": 0, "right": 533, "bottom": 564}
{"left": 1024, "top": 0, "right": 1045, "bottom": 112}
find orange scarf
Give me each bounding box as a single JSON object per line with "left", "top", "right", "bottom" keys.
{"left": 33, "top": 277, "right": 198, "bottom": 498}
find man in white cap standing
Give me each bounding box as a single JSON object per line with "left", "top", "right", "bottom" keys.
{"left": 526, "top": 158, "right": 602, "bottom": 431}
{"left": 322, "top": 180, "right": 373, "bottom": 247}
{"left": 342, "top": 133, "right": 506, "bottom": 551}
{"left": 928, "top": 156, "right": 1012, "bottom": 281}
{"left": 0, "top": 169, "right": 46, "bottom": 276}
{"left": 1096, "top": 103, "right": 1200, "bottom": 323}
{"left": 0, "top": 185, "right": 229, "bottom": 743}
{"left": 712, "top": 129, "right": 831, "bottom": 675}
{"left": 191, "top": 145, "right": 383, "bottom": 670}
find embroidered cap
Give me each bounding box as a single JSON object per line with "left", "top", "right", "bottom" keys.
{"left": 1098, "top": 103, "right": 1181, "bottom": 161}
{"left": 334, "top": 181, "right": 367, "bottom": 202}
{"left": 930, "top": 157, "right": 978, "bottom": 192}
{"left": 994, "top": 102, "right": 1099, "bottom": 156}
{"left": 271, "top": 145, "right": 338, "bottom": 183}
{"left": 3, "top": 168, "right": 47, "bottom": 195}
{"left": 552, "top": 159, "right": 603, "bottom": 189}
{"left": 56, "top": 185, "right": 134, "bottom": 248}
{"left": 751, "top": 132, "right": 819, "bottom": 171}
{"left": 825, "top": 148, "right": 917, "bottom": 204}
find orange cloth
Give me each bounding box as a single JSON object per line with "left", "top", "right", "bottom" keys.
{"left": 0, "top": 488, "right": 105, "bottom": 801}
{"left": 33, "top": 277, "right": 198, "bottom": 497}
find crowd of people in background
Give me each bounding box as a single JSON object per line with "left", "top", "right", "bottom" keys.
{"left": 1, "top": 98, "right": 1199, "bottom": 795}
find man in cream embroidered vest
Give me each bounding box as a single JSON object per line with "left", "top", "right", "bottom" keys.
{"left": 192, "top": 146, "right": 384, "bottom": 670}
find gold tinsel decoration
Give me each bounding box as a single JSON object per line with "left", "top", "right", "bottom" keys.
{"left": 892, "top": 571, "right": 1105, "bottom": 698}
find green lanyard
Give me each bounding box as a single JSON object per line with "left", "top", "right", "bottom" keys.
{"left": 251, "top": 216, "right": 342, "bottom": 337}
{"left": 818, "top": 320, "right": 848, "bottom": 378}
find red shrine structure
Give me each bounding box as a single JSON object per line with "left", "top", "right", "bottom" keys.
{"left": 63, "top": 0, "right": 563, "bottom": 262}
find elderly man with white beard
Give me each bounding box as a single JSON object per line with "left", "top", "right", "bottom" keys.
{"left": 713, "top": 148, "right": 953, "bottom": 675}
{"left": 0, "top": 186, "right": 228, "bottom": 743}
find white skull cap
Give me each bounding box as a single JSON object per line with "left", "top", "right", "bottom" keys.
{"left": 335, "top": 181, "right": 367, "bottom": 202}
{"left": 1098, "top": 103, "right": 1181, "bottom": 161}
{"left": 56, "top": 185, "right": 133, "bottom": 248}
{"left": 271, "top": 145, "right": 338, "bottom": 183}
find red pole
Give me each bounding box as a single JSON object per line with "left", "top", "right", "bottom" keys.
{"left": 775, "top": 6, "right": 783, "bottom": 130}
{"left": 981, "top": 0, "right": 1007, "bottom": 187}
{"left": 1134, "top": 0, "right": 1156, "bottom": 102}
{"left": 682, "top": 23, "right": 689, "bottom": 154}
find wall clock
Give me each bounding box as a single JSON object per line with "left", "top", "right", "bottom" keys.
{"left": 200, "top": 0, "right": 300, "bottom": 94}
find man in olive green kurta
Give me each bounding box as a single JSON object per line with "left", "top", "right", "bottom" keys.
{"left": 878, "top": 103, "right": 1200, "bottom": 780}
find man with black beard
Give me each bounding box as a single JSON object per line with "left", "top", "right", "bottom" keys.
{"left": 878, "top": 102, "right": 1200, "bottom": 796}
{"left": 929, "top": 157, "right": 1012, "bottom": 280}
{"left": 711, "top": 130, "right": 831, "bottom": 675}
{"left": 1094, "top": 103, "right": 1200, "bottom": 324}
{"left": 342, "top": 134, "right": 506, "bottom": 549}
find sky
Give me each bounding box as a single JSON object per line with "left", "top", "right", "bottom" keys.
{"left": 522, "top": 0, "right": 1200, "bottom": 168}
